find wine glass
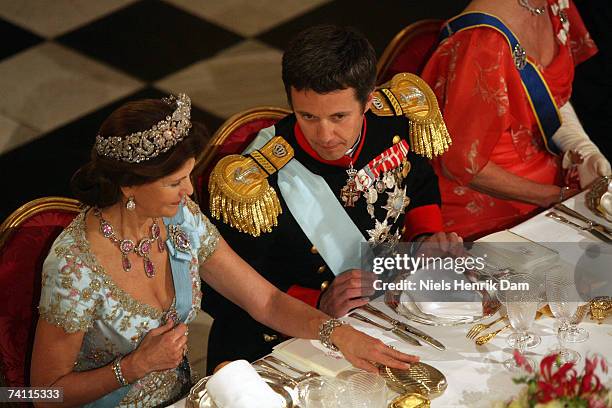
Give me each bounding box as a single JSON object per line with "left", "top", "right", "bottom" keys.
{"left": 296, "top": 376, "right": 347, "bottom": 408}
{"left": 564, "top": 301, "right": 590, "bottom": 343}
{"left": 346, "top": 372, "right": 387, "bottom": 408}
{"left": 498, "top": 274, "right": 544, "bottom": 350}
{"left": 500, "top": 273, "right": 541, "bottom": 372}
{"left": 545, "top": 269, "right": 581, "bottom": 363}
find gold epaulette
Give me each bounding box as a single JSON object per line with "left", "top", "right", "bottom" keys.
{"left": 371, "top": 72, "right": 452, "bottom": 159}
{"left": 208, "top": 136, "right": 293, "bottom": 237}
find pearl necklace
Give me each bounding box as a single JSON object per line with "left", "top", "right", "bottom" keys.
{"left": 95, "top": 209, "right": 165, "bottom": 278}
{"left": 518, "top": 0, "right": 547, "bottom": 16}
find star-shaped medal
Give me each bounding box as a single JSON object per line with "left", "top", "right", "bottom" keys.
{"left": 382, "top": 185, "right": 411, "bottom": 221}
{"left": 367, "top": 219, "right": 391, "bottom": 246}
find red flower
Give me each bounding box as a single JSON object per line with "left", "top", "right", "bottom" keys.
{"left": 513, "top": 349, "right": 534, "bottom": 373}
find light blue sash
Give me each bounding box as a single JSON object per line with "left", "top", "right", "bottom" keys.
{"left": 163, "top": 204, "right": 195, "bottom": 323}
{"left": 244, "top": 125, "right": 367, "bottom": 276}
{"left": 439, "top": 12, "right": 561, "bottom": 154}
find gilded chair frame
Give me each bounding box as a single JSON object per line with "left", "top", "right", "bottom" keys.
{"left": 0, "top": 196, "right": 80, "bottom": 396}
{"left": 376, "top": 19, "right": 443, "bottom": 82}
{"left": 192, "top": 106, "right": 291, "bottom": 204}
{"left": 0, "top": 196, "right": 82, "bottom": 249}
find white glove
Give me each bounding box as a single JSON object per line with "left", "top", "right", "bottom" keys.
{"left": 552, "top": 102, "right": 611, "bottom": 188}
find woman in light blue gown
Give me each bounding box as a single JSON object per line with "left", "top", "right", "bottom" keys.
{"left": 30, "top": 94, "right": 418, "bottom": 407}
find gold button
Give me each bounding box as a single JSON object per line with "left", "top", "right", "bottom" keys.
{"left": 392, "top": 135, "right": 401, "bottom": 144}
{"left": 320, "top": 280, "right": 330, "bottom": 291}
{"left": 317, "top": 265, "right": 326, "bottom": 274}
{"left": 310, "top": 246, "right": 318, "bottom": 254}
{"left": 263, "top": 333, "right": 278, "bottom": 342}
{"left": 401, "top": 226, "right": 406, "bottom": 234}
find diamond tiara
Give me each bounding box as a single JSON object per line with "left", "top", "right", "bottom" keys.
{"left": 94, "top": 93, "right": 192, "bottom": 163}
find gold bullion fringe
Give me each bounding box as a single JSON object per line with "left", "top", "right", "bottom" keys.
{"left": 407, "top": 110, "right": 452, "bottom": 160}
{"left": 208, "top": 170, "right": 282, "bottom": 237}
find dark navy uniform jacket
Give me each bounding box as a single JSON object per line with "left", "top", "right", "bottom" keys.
{"left": 202, "top": 111, "right": 443, "bottom": 374}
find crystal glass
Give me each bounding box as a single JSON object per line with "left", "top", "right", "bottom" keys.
{"left": 498, "top": 274, "right": 544, "bottom": 350}
{"left": 346, "top": 372, "right": 386, "bottom": 408}
{"left": 564, "top": 301, "right": 590, "bottom": 343}
{"left": 296, "top": 376, "right": 346, "bottom": 408}
{"left": 499, "top": 274, "right": 541, "bottom": 372}
{"left": 545, "top": 268, "right": 581, "bottom": 363}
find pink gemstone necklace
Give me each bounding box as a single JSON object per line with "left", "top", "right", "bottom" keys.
{"left": 94, "top": 208, "right": 165, "bottom": 278}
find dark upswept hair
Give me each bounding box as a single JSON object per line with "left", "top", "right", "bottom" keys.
{"left": 71, "top": 98, "right": 207, "bottom": 208}
{"left": 282, "top": 24, "right": 377, "bottom": 107}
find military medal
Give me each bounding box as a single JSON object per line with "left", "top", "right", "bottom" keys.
{"left": 383, "top": 171, "right": 395, "bottom": 189}
{"left": 356, "top": 139, "right": 409, "bottom": 189}
{"left": 383, "top": 185, "right": 411, "bottom": 221}
{"left": 365, "top": 187, "right": 378, "bottom": 218}
{"left": 340, "top": 163, "right": 360, "bottom": 207}
{"left": 402, "top": 159, "right": 411, "bottom": 177}
{"left": 366, "top": 219, "right": 391, "bottom": 246}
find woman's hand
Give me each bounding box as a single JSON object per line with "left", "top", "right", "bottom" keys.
{"left": 123, "top": 320, "right": 188, "bottom": 382}
{"left": 330, "top": 325, "right": 419, "bottom": 373}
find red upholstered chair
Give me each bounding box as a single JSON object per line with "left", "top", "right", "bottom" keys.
{"left": 376, "top": 19, "right": 443, "bottom": 84}
{"left": 192, "top": 106, "right": 291, "bottom": 207}
{"left": 0, "top": 197, "right": 81, "bottom": 389}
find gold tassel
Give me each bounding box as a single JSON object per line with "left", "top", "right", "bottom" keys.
{"left": 371, "top": 72, "right": 452, "bottom": 159}
{"left": 208, "top": 155, "right": 282, "bottom": 237}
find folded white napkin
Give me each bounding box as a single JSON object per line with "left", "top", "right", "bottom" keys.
{"left": 272, "top": 339, "right": 352, "bottom": 377}
{"left": 205, "top": 360, "right": 284, "bottom": 408}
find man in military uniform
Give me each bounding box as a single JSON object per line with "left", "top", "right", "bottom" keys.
{"left": 203, "top": 25, "right": 462, "bottom": 373}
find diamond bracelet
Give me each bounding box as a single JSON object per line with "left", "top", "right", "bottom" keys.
{"left": 318, "top": 319, "right": 345, "bottom": 352}
{"left": 112, "top": 357, "right": 129, "bottom": 387}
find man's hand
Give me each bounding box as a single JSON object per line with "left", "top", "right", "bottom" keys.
{"left": 318, "top": 269, "right": 377, "bottom": 317}
{"left": 417, "top": 231, "right": 464, "bottom": 257}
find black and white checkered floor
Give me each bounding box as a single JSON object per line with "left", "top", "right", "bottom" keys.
{"left": 0, "top": 0, "right": 469, "bottom": 220}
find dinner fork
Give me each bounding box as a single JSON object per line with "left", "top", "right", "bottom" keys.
{"left": 475, "top": 310, "right": 544, "bottom": 346}
{"left": 465, "top": 314, "right": 507, "bottom": 340}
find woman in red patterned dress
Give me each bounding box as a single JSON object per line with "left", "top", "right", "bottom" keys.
{"left": 421, "top": 0, "right": 609, "bottom": 238}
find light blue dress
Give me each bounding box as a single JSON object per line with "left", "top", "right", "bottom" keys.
{"left": 39, "top": 198, "right": 219, "bottom": 407}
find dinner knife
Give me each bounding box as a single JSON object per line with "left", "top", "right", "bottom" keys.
{"left": 546, "top": 212, "right": 612, "bottom": 244}
{"left": 349, "top": 312, "right": 421, "bottom": 347}
{"left": 360, "top": 304, "right": 446, "bottom": 351}
{"left": 554, "top": 204, "right": 612, "bottom": 236}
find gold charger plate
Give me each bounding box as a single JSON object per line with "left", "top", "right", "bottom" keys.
{"left": 185, "top": 369, "right": 295, "bottom": 408}
{"left": 381, "top": 362, "right": 447, "bottom": 398}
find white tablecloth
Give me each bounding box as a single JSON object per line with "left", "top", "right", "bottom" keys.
{"left": 174, "top": 192, "right": 611, "bottom": 407}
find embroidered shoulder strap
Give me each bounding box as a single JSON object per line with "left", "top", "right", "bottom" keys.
{"left": 208, "top": 136, "right": 293, "bottom": 237}
{"left": 370, "top": 72, "right": 452, "bottom": 159}
{"left": 439, "top": 12, "right": 561, "bottom": 154}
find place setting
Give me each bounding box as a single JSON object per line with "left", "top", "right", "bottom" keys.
{"left": 185, "top": 353, "right": 448, "bottom": 408}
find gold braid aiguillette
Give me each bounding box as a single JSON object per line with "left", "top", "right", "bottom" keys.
{"left": 208, "top": 136, "right": 293, "bottom": 237}
{"left": 370, "top": 72, "right": 452, "bottom": 159}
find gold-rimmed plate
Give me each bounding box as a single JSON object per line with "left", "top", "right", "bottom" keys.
{"left": 186, "top": 369, "right": 295, "bottom": 408}
{"left": 380, "top": 362, "right": 447, "bottom": 398}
